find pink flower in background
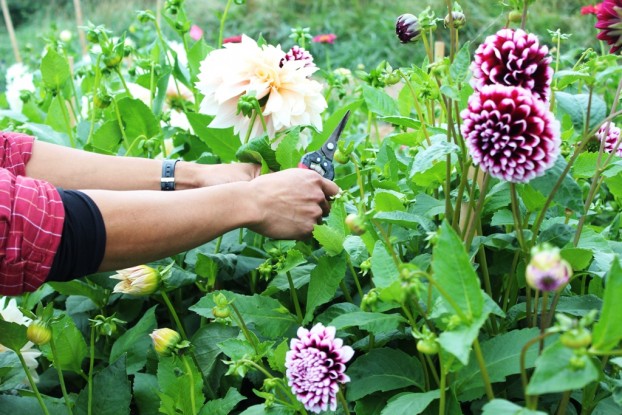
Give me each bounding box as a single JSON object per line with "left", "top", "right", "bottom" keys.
{"left": 285, "top": 323, "right": 354, "bottom": 413}
{"left": 280, "top": 45, "right": 314, "bottom": 68}
{"left": 312, "top": 33, "right": 337, "bottom": 44}
{"left": 596, "top": 122, "right": 622, "bottom": 156}
{"left": 581, "top": 3, "right": 603, "bottom": 15}
{"left": 196, "top": 35, "right": 327, "bottom": 140}
{"left": 526, "top": 245, "right": 572, "bottom": 291}
{"left": 223, "top": 35, "right": 243, "bottom": 44}
{"left": 461, "top": 85, "right": 560, "bottom": 183}
{"left": 596, "top": 0, "right": 622, "bottom": 53}
{"left": 471, "top": 28, "right": 553, "bottom": 101}
{"left": 189, "top": 24, "right": 203, "bottom": 41}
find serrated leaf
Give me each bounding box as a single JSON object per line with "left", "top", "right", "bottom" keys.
{"left": 41, "top": 48, "right": 70, "bottom": 89}
{"left": 117, "top": 97, "right": 161, "bottom": 153}
{"left": 361, "top": 84, "right": 398, "bottom": 116}
{"left": 156, "top": 355, "right": 204, "bottom": 415}
{"left": 481, "top": 399, "right": 547, "bottom": 415}
{"left": 329, "top": 311, "right": 406, "bottom": 333}
{"left": 555, "top": 91, "right": 607, "bottom": 133}
{"left": 191, "top": 323, "right": 240, "bottom": 378}
{"left": 312, "top": 224, "right": 345, "bottom": 256}
{"left": 109, "top": 306, "right": 157, "bottom": 374}
{"left": 530, "top": 156, "right": 583, "bottom": 213}
{"left": 0, "top": 320, "right": 27, "bottom": 352}
{"left": 373, "top": 211, "right": 434, "bottom": 231}
{"left": 347, "top": 348, "right": 425, "bottom": 401}
{"left": 574, "top": 152, "right": 600, "bottom": 179}
{"left": 199, "top": 388, "right": 245, "bottom": 415}
{"left": 432, "top": 221, "right": 484, "bottom": 320}
{"left": 304, "top": 252, "right": 347, "bottom": 324}
{"left": 370, "top": 240, "right": 399, "bottom": 289}
{"left": 560, "top": 247, "right": 593, "bottom": 271}
{"left": 75, "top": 356, "right": 132, "bottom": 415}
{"left": 275, "top": 128, "right": 304, "bottom": 169}
{"left": 40, "top": 314, "right": 87, "bottom": 373}
{"left": 236, "top": 135, "right": 280, "bottom": 172}
{"left": 450, "top": 41, "right": 471, "bottom": 82}
{"left": 592, "top": 257, "right": 622, "bottom": 352}
{"left": 438, "top": 309, "right": 489, "bottom": 365}
{"left": 380, "top": 390, "right": 440, "bottom": 415}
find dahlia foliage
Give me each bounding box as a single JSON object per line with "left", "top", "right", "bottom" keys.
{"left": 196, "top": 35, "right": 326, "bottom": 140}
{"left": 285, "top": 324, "right": 354, "bottom": 413}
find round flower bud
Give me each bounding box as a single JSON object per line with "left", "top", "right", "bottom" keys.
{"left": 444, "top": 11, "right": 466, "bottom": 29}
{"left": 345, "top": 213, "right": 366, "bottom": 235}
{"left": 110, "top": 265, "right": 161, "bottom": 296}
{"left": 149, "top": 328, "right": 182, "bottom": 357}
{"left": 27, "top": 320, "right": 52, "bottom": 346}
{"left": 396, "top": 14, "right": 422, "bottom": 43}
{"left": 59, "top": 30, "right": 73, "bottom": 43}
{"left": 526, "top": 245, "right": 572, "bottom": 292}
{"left": 560, "top": 328, "right": 592, "bottom": 349}
{"left": 333, "top": 149, "right": 349, "bottom": 164}
{"left": 508, "top": 10, "right": 523, "bottom": 22}
{"left": 417, "top": 339, "right": 440, "bottom": 355}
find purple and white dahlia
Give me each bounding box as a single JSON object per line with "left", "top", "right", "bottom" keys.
{"left": 285, "top": 323, "right": 354, "bottom": 414}
{"left": 461, "top": 85, "right": 560, "bottom": 183}
{"left": 596, "top": 122, "right": 622, "bottom": 156}
{"left": 280, "top": 45, "right": 314, "bottom": 68}
{"left": 596, "top": 0, "right": 622, "bottom": 54}
{"left": 471, "top": 28, "right": 553, "bottom": 101}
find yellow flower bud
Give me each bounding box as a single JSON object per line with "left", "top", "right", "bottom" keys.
{"left": 27, "top": 320, "right": 52, "bottom": 346}
{"left": 149, "top": 328, "right": 181, "bottom": 357}
{"left": 110, "top": 265, "right": 161, "bottom": 295}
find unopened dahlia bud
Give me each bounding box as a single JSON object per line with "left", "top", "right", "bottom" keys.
{"left": 526, "top": 245, "right": 572, "bottom": 291}
{"left": 396, "top": 14, "right": 422, "bottom": 43}
{"left": 444, "top": 11, "right": 466, "bottom": 29}
{"left": 27, "top": 320, "right": 52, "bottom": 346}
{"left": 110, "top": 265, "right": 161, "bottom": 295}
{"left": 150, "top": 328, "right": 182, "bottom": 357}
{"left": 59, "top": 30, "right": 73, "bottom": 42}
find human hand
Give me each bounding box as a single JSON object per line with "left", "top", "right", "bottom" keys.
{"left": 246, "top": 168, "right": 340, "bottom": 240}
{"left": 178, "top": 162, "right": 261, "bottom": 188}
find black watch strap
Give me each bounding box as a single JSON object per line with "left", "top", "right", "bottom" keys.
{"left": 161, "top": 159, "right": 179, "bottom": 191}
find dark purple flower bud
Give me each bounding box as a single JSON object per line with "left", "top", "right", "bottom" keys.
{"left": 396, "top": 14, "right": 421, "bottom": 43}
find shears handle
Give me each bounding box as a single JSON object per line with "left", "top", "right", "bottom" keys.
{"left": 299, "top": 151, "right": 335, "bottom": 181}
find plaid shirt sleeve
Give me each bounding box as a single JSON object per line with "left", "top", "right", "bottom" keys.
{"left": 0, "top": 132, "right": 65, "bottom": 295}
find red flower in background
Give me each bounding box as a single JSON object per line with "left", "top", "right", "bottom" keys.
{"left": 312, "top": 33, "right": 337, "bottom": 44}
{"left": 222, "top": 35, "right": 243, "bottom": 44}
{"left": 582, "top": 3, "right": 603, "bottom": 15}
{"left": 596, "top": 0, "right": 622, "bottom": 53}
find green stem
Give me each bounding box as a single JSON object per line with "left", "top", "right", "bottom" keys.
{"left": 465, "top": 173, "right": 491, "bottom": 248}
{"left": 181, "top": 355, "right": 197, "bottom": 415}
{"left": 218, "top": 0, "right": 234, "bottom": 47}
{"left": 16, "top": 350, "right": 50, "bottom": 415}
{"left": 339, "top": 280, "right": 353, "bottom": 303}
{"left": 427, "top": 274, "right": 468, "bottom": 322}
{"left": 57, "top": 93, "right": 75, "bottom": 147}
{"left": 286, "top": 271, "right": 303, "bottom": 323}
{"left": 473, "top": 338, "right": 495, "bottom": 400}
{"left": 439, "top": 366, "right": 447, "bottom": 415}
{"left": 88, "top": 324, "right": 95, "bottom": 415}
{"left": 397, "top": 70, "right": 431, "bottom": 145}
{"left": 114, "top": 67, "right": 131, "bottom": 96}
{"left": 50, "top": 336, "right": 73, "bottom": 415}
{"left": 520, "top": 0, "right": 529, "bottom": 30}
{"left": 346, "top": 254, "right": 364, "bottom": 300}
{"left": 424, "top": 354, "right": 441, "bottom": 387}
{"left": 113, "top": 96, "right": 130, "bottom": 150}
{"left": 521, "top": 331, "right": 555, "bottom": 409}
{"left": 241, "top": 359, "right": 307, "bottom": 413}
{"left": 161, "top": 290, "right": 188, "bottom": 340}
{"left": 510, "top": 183, "right": 527, "bottom": 254}
{"left": 557, "top": 391, "right": 571, "bottom": 415}
{"left": 337, "top": 389, "right": 350, "bottom": 415}
{"left": 230, "top": 303, "right": 258, "bottom": 354}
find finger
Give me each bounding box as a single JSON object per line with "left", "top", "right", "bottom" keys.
{"left": 320, "top": 178, "right": 340, "bottom": 198}
{"left": 319, "top": 198, "right": 331, "bottom": 216}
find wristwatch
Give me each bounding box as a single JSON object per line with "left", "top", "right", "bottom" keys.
{"left": 161, "top": 159, "right": 180, "bottom": 191}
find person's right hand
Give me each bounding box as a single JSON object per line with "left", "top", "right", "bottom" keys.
{"left": 247, "top": 168, "right": 340, "bottom": 240}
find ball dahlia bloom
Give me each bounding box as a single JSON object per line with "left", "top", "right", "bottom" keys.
{"left": 196, "top": 35, "right": 327, "bottom": 140}
{"left": 285, "top": 323, "right": 354, "bottom": 414}
{"left": 395, "top": 14, "right": 422, "bottom": 43}
{"left": 461, "top": 85, "right": 560, "bottom": 183}
{"left": 471, "top": 28, "right": 553, "bottom": 101}
{"left": 596, "top": 122, "right": 622, "bottom": 156}
{"left": 596, "top": 0, "right": 622, "bottom": 53}
{"left": 526, "top": 245, "right": 572, "bottom": 291}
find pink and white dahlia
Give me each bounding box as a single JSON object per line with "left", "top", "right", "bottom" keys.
{"left": 526, "top": 245, "right": 572, "bottom": 292}
{"left": 285, "top": 323, "right": 354, "bottom": 414}
{"left": 596, "top": 0, "right": 622, "bottom": 53}
{"left": 196, "top": 35, "right": 327, "bottom": 140}
{"left": 461, "top": 85, "right": 560, "bottom": 183}
{"left": 596, "top": 122, "right": 622, "bottom": 156}
{"left": 471, "top": 28, "right": 553, "bottom": 101}
{"left": 281, "top": 45, "right": 314, "bottom": 68}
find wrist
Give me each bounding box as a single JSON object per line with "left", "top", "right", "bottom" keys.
{"left": 171, "top": 161, "right": 203, "bottom": 190}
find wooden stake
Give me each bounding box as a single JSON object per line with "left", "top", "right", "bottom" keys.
{"left": 73, "top": 0, "right": 88, "bottom": 56}
{"left": 0, "top": 0, "right": 21, "bottom": 63}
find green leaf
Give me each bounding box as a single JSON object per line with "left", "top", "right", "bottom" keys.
{"left": 361, "top": 84, "right": 398, "bottom": 116}
{"left": 186, "top": 112, "right": 240, "bottom": 162}
{"left": 47, "top": 279, "right": 106, "bottom": 307}
{"left": 310, "top": 101, "right": 360, "bottom": 151}
{"left": 236, "top": 135, "right": 280, "bottom": 172}
{"left": 329, "top": 311, "right": 406, "bottom": 334}
{"left": 0, "top": 320, "right": 27, "bottom": 352}
{"left": 481, "top": 399, "right": 547, "bottom": 415}
{"left": 109, "top": 305, "right": 157, "bottom": 374}
{"left": 592, "top": 257, "right": 622, "bottom": 352}
{"left": 454, "top": 328, "right": 541, "bottom": 401}
{"left": 133, "top": 373, "right": 160, "bottom": 415}
{"left": 371, "top": 241, "right": 400, "bottom": 289}
{"left": 191, "top": 323, "right": 240, "bottom": 377}
{"left": 238, "top": 404, "right": 296, "bottom": 415}
{"left": 530, "top": 156, "right": 583, "bottom": 212}
{"left": 560, "top": 247, "right": 593, "bottom": 271}
{"left": 379, "top": 390, "right": 440, "bottom": 415}
{"left": 347, "top": 348, "right": 425, "bottom": 400}
{"left": 90, "top": 120, "right": 123, "bottom": 154}
{"left": 75, "top": 356, "right": 132, "bottom": 415}
{"left": 555, "top": 91, "right": 607, "bottom": 133}
{"left": 304, "top": 253, "right": 347, "bottom": 323}
{"left": 117, "top": 97, "right": 161, "bottom": 153}
{"left": 410, "top": 136, "right": 459, "bottom": 184}
{"left": 527, "top": 340, "right": 600, "bottom": 395}
{"left": 40, "top": 314, "right": 87, "bottom": 373}
{"left": 275, "top": 128, "right": 304, "bottom": 169}
{"left": 432, "top": 221, "right": 484, "bottom": 320}
{"left": 190, "top": 291, "right": 296, "bottom": 338}
{"left": 157, "top": 355, "right": 205, "bottom": 415}
{"left": 555, "top": 295, "right": 602, "bottom": 317}
{"left": 450, "top": 42, "right": 471, "bottom": 83}
{"left": 199, "top": 388, "right": 245, "bottom": 415}
{"left": 45, "top": 95, "right": 71, "bottom": 136}
{"left": 438, "top": 309, "right": 489, "bottom": 365}
{"left": 373, "top": 211, "right": 434, "bottom": 232}
{"left": 553, "top": 70, "right": 593, "bottom": 90}
{"left": 0, "top": 395, "right": 68, "bottom": 415}
{"left": 41, "top": 48, "right": 70, "bottom": 89}
{"left": 574, "top": 152, "right": 600, "bottom": 179}
{"left": 374, "top": 191, "right": 406, "bottom": 212}
{"left": 312, "top": 224, "right": 345, "bottom": 256}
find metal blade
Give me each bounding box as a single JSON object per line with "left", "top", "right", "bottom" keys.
{"left": 320, "top": 110, "right": 351, "bottom": 161}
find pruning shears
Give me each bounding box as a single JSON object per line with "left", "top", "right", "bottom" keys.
{"left": 298, "top": 111, "right": 350, "bottom": 181}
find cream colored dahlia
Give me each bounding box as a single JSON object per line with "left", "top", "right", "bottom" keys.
{"left": 195, "top": 35, "right": 327, "bottom": 140}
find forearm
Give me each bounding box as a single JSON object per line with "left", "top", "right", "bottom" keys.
{"left": 82, "top": 182, "right": 258, "bottom": 271}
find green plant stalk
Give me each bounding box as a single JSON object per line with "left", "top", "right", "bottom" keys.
{"left": 580, "top": 381, "right": 599, "bottom": 415}
{"left": 286, "top": 271, "right": 304, "bottom": 323}
{"left": 418, "top": 352, "right": 431, "bottom": 390}
{"left": 181, "top": 354, "right": 197, "bottom": 415}
{"left": 420, "top": 29, "right": 434, "bottom": 63}
{"left": 62, "top": 48, "right": 82, "bottom": 121}
{"left": 460, "top": 165, "right": 479, "bottom": 239}
{"left": 218, "top": 0, "right": 234, "bottom": 47}
{"left": 114, "top": 67, "right": 131, "bottom": 97}
{"left": 49, "top": 335, "right": 73, "bottom": 415}
{"left": 439, "top": 365, "right": 447, "bottom": 415}
{"left": 339, "top": 280, "right": 354, "bottom": 303}
{"left": 252, "top": 99, "right": 268, "bottom": 133}
{"left": 476, "top": 243, "right": 498, "bottom": 334}
{"left": 88, "top": 324, "right": 95, "bottom": 415}
{"left": 337, "top": 389, "right": 350, "bottom": 415}
{"left": 230, "top": 302, "right": 259, "bottom": 354}
{"left": 501, "top": 251, "right": 521, "bottom": 312}
{"left": 397, "top": 70, "right": 431, "bottom": 145}
{"left": 521, "top": 331, "right": 555, "bottom": 409}
{"left": 557, "top": 390, "right": 571, "bottom": 415}
{"left": 15, "top": 350, "right": 50, "bottom": 415}
{"left": 473, "top": 338, "right": 495, "bottom": 400}
{"left": 345, "top": 254, "right": 364, "bottom": 300}
{"left": 532, "top": 289, "right": 540, "bottom": 328}
{"left": 520, "top": 0, "right": 529, "bottom": 31}
{"left": 241, "top": 359, "right": 307, "bottom": 413}
{"left": 426, "top": 274, "right": 468, "bottom": 322}
{"left": 465, "top": 173, "right": 491, "bottom": 247}
{"left": 445, "top": 0, "right": 456, "bottom": 61}
{"left": 510, "top": 184, "right": 527, "bottom": 254}
{"left": 244, "top": 111, "right": 258, "bottom": 144}
{"left": 86, "top": 55, "right": 103, "bottom": 146}
{"left": 160, "top": 290, "right": 188, "bottom": 340}
{"left": 57, "top": 92, "right": 75, "bottom": 148}
{"left": 112, "top": 97, "right": 131, "bottom": 150}
{"left": 424, "top": 354, "right": 441, "bottom": 387}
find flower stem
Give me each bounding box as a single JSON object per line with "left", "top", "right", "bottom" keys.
{"left": 15, "top": 349, "right": 50, "bottom": 415}
{"left": 465, "top": 173, "right": 491, "bottom": 248}
{"left": 346, "top": 254, "right": 364, "bottom": 300}
{"left": 161, "top": 290, "right": 188, "bottom": 340}
{"left": 521, "top": 331, "right": 555, "bottom": 409}
{"left": 50, "top": 335, "right": 73, "bottom": 415}
{"left": 87, "top": 324, "right": 95, "bottom": 415}
{"left": 557, "top": 391, "right": 571, "bottom": 415}
{"left": 510, "top": 183, "right": 527, "bottom": 254}
{"left": 439, "top": 365, "right": 447, "bottom": 415}
{"left": 114, "top": 66, "right": 131, "bottom": 97}
{"left": 181, "top": 355, "right": 197, "bottom": 415}
{"left": 218, "top": 0, "right": 234, "bottom": 47}
{"left": 57, "top": 92, "right": 75, "bottom": 148}
{"left": 337, "top": 389, "right": 350, "bottom": 415}
{"left": 520, "top": 0, "right": 529, "bottom": 30}
{"left": 230, "top": 303, "right": 258, "bottom": 354}
{"left": 397, "top": 70, "right": 431, "bottom": 145}
{"left": 473, "top": 338, "right": 495, "bottom": 400}
{"left": 286, "top": 271, "right": 304, "bottom": 324}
